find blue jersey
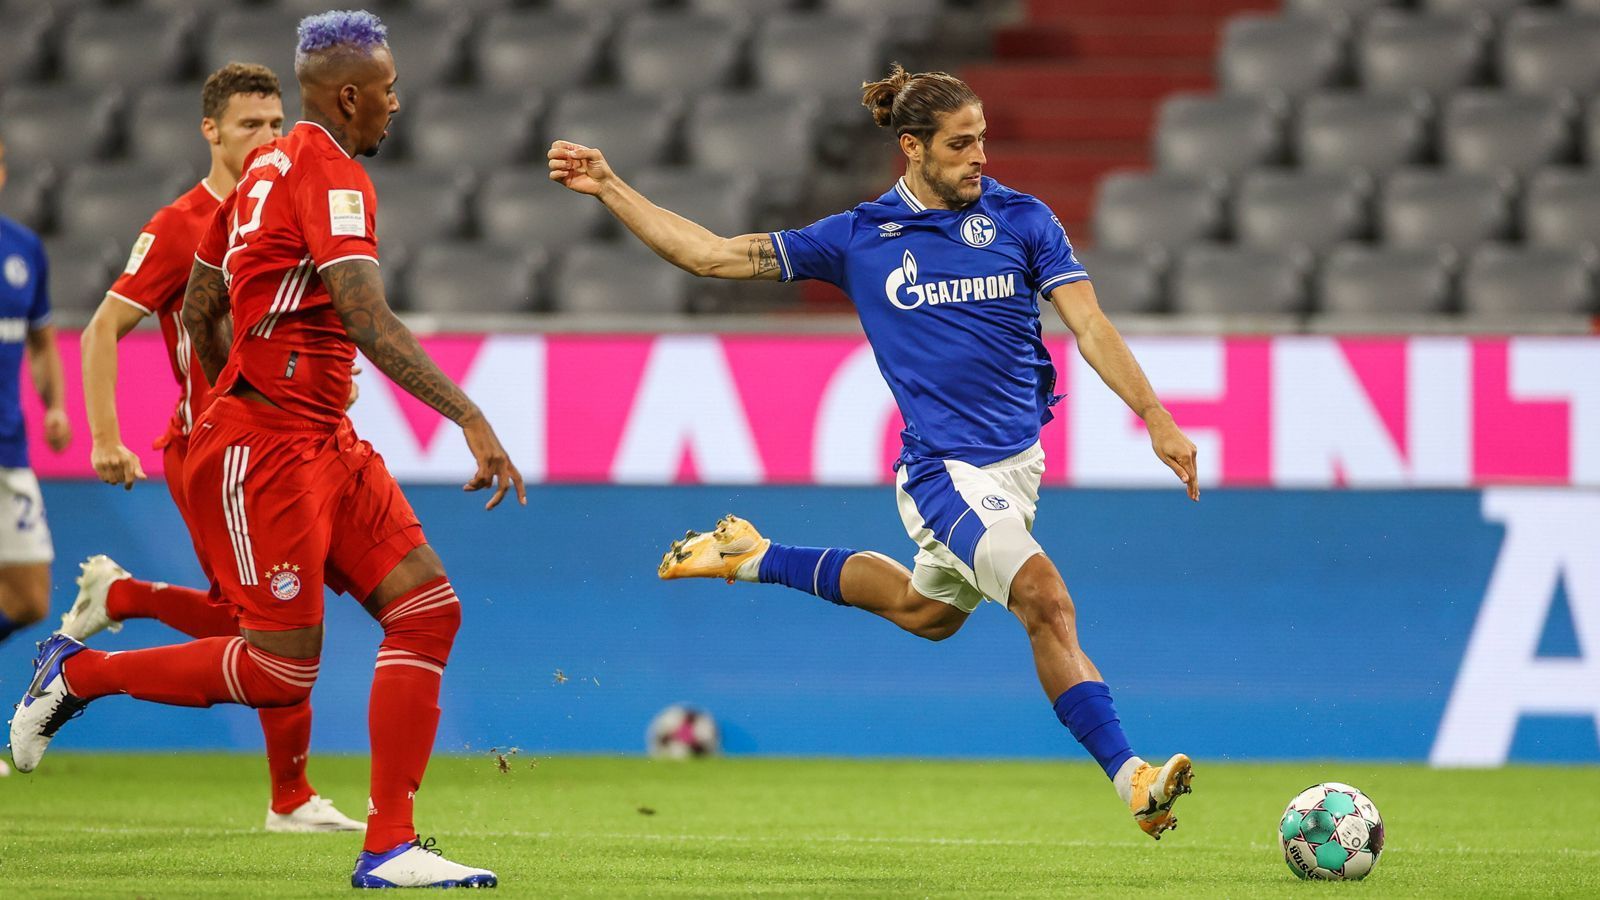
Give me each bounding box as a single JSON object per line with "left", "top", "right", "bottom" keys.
{"left": 770, "top": 177, "right": 1089, "bottom": 467}
{"left": 0, "top": 217, "right": 51, "bottom": 468}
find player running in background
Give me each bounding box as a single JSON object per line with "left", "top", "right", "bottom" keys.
{"left": 12, "top": 12, "right": 522, "bottom": 888}
{"left": 551, "top": 64, "right": 1200, "bottom": 839}
{"left": 69, "top": 62, "right": 362, "bottom": 832}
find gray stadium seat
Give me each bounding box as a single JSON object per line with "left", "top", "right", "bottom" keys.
{"left": 1285, "top": 0, "right": 1399, "bottom": 16}
{"left": 546, "top": 92, "right": 682, "bottom": 178}
{"left": 0, "top": 86, "right": 123, "bottom": 170}
{"left": 1420, "top": 0, "right": 1536, "bottom": 15}
{"left": 476, "top": 12, "right": 610, "bottom": 93}
{"left": 476, "top": 168, "right": 612, "bottom": 253}
{"left": 381, "top": 12, "right": 468, "bottom": 89}
{"left": 1441, "top": 92, "right": 1575, "bottom": 176}
{"left": 59, "top": 9, "right": 194, "bottom": 87}
{"left": 1461, "top": 244, "right": 1597, "bottom": 316}
{"left": 1070, "top": 247, "right": 1168, "bottom": 315}
{"left": 688, "top": 0, "right": 798, "bottom": 12}
{"left": 551, "top": 0, "right": 659, "bottom": 11}
{"left": 404, "top": 0, "right": 529, "bottom": 13}
{"left": 0, "top": 162, "right": 52, "bottom": 233}
{"left": 686, "top": 92, "right": 820, "bottom": 184}
{"left": 54, "top": 164, "right": 194, "bottom": 249}
{"left": 1569, "top": 0, "right": 1600, "bottom": 14}
{"left": 0, "top": 6, "right": 52, "bottom": 88}
{"left": 1154, "top": 93, "right": 1287, "bottom": 176}
{"left": 1379, "top": 169, "right": 1513, "bottom": 251}
{"left": 753, "top": 15, "right": 884, "bottom": 98}
{"left": 1093, "top": 172, "right": 1227, "bottom": 251}
{"left": 203, "top": 11, "right": 301, "bottom": 107}
{"left": 1587, "top": 97, "right": 1600, "bottom": 166}
{"left": 402, "top": 90, "right": 542, "bottom": 169}
{"left": 1357, "top": 12, "right": 1488, "bottom": 95}
{"left": 1233, "top": 170, "right": 1372, "bottom": 251}
{"left": 554, "top": 244, "right": 692, "bottom": 315}
{"left": 1523, "top": 169, "right": 1600, "bottom": 250}
{"left": 616, "top": 14, "right": 748, "bottom": 94}
{"left": 632, "top": 168, "right": 758, "bottom": 238}
{"left": 43, "top": 236, "right": 122, "bottom": 315}
{"left": 1317, "top": 244, "right": 1456, "bottom": 315}
{"left": 1295, "top": 92, "right": 1430, "bottom": 175}
{"left": 1171, "top": 245, "right": 1311, "bottom": 316}
{"left": 1219, "top": 15, "right": 1347, "bottom": 97}
{"left": 823, "top": 0, "right": 945, "bottom": 41}
{"left": 127, "top": 88, "right": 212, "bottom": 174}
{"left": 1500, "top": 11, "right": 1600, "bottom": 97}
{"left": 367, "top": 166, "right": 474, "bottom": 249}
{"left": 406, "top": 244, "right": 546, "bottom": 315}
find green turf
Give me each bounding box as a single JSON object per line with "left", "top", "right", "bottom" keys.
{"left": 1, "top": 754, "right": 1595, "bottom": 898}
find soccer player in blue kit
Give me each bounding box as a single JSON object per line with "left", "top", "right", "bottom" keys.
{"left": 549, "top": 65, "right": 1201, "bottom": 838}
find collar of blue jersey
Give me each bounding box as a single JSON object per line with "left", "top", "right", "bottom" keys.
{"left": 893, "top": 177, "right": 927, "bottom": 213}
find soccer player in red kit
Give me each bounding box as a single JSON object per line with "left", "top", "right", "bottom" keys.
{"left": 11, "top": 11, "right": 519, "bottom": 888}
{"left": 68, "top": 62, "right": 362, "bottom": 834}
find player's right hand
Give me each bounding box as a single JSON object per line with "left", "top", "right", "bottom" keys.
{"left": 547, "top": 141, "right": 614, "bottom": 196}
{"left": 91, "top": 440, "right": 146, "bottom": 490}
{"left": 461, "top": 414, "right": 526, "bottom": 511}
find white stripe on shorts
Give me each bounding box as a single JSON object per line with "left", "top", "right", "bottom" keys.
{"left": 222, "top": 446, "right": 258, "bottom": 586}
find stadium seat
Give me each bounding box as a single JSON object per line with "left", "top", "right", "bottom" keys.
{"left": 1093, "top": 172, "right": 1227, "bottom": 252}
{"left": 0, "top": 162, "right": 53, "bottom": 233}
{"left": 1522, "top": 168, "right": 1600, "bottom": 250}
{"left": 0, "top": 86, "right": 123, "bottom": 170}
{"left": 0, "top": 6, "right": 52, "bottom": 89}
{"left": 1070, "top": 246, "right": 1168, "bottom": 315}
{"left": 753, "top": 15, "right": 885, "bottom": 98}
{"left": 1419, "top": 0, "right": 1536, "bottom": 16}
{"left": 1285, "top": 0, "right": 1399, "bottom": 16}
{"left": 380, "top": 12, "right": 468, "bottom": 90}
{"left": 1460, "top": 243, "right": 1597, "bottom": 316}
{"left": 42, "top": 236, "right": 123, "bottom": 315}
{"left": 1218, "top": 15, "right": 1348, "bottom": 97}
{"left": 1294, "top": 91, "right": 1431, "bottom": 175}
{"left": 401, "top": 89, "right": 543, "bottom": 169}
{"left": 59, "top": 9, "right": 195, "bottom": 87}
{"left": 1499, "top": 11, "right": 1600, "bottom": 97}
{"left": 405, "top": 244, "right": 546, "bottom": 315}
{"left": 632, "top": 168, "right": 759, "bottom": 239}
{"left": 1378, "top": 169, "right": 1513, "bottom": 251}
{"left": 546, "top": 92, "right": 683, "bottom": 179}
{"left": 551, "top": 0, "right": 659, "bottom": 12}
{"left": 1440, "top": 92, "right": 1575, "bottom": 177}
{"left": 202, "top": 11, "right": 302, "bottom": 107}
{"left": 1316, "top": 243, "right": 1456, "bottom": 315}
{"left": 1356, "top": 12, "right": 1489, "bottom": 95}
{"left": 685, "top": 92, "right": 820, "bottom": 182}
{"left": 127, "top": 88, "right": 210, "bottom": 174}
{"left": 554, "top": 244, "right": 692, "bottom": 315}
{"left": 1154, "top": 93, "right": 1287, "bottom": 177}
{"left": 616, "top": 14, "right": 749, "bottom": 94}
{"left": 1233, "top": 170, "right": 1372, "bottom": 251}
{"left": 476, "top": 11, "right": 610, "bottom": 93}
{"left": 1171, "top": 245, "right": 1311, "bottom": 316}
{"left": 476, "top": 167, "right": 613, "bottom": 253}
{"left": 688, "top": 0, "right": 799, "bottom": 14}
{"left": 823, "top": 0, "right": 946, "bottom": 41}
{"left": 1587, "top": 97, "right": 1600, "bottom": 165}
{"left": 366, "top": 166, "right": 474, "bottom": 249}
{"left": 404, "top": 0, "right": 530, "bottom": 13}
{"left": 54, "top": 163, "right": 193, "bottom": 250}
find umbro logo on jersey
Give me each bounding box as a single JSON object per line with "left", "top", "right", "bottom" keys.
{"left": 878, "top": 222, "right": 904, "bottom": 237}
{"left": 883, "top": 249, "right": 1017, "bottom": 311}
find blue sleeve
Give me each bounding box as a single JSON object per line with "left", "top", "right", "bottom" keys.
{"left": 769, "top": 211, "right": 854, "bottom": 287}
{"left": 1020, "top": 198, "right": 1089, "bottom": 296}
{"left": 27, "top": 238, "right": 50, "bottom": 330}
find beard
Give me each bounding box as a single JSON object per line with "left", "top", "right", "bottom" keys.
{"left": 920, "top": 160, "right": 981, "bottom": 209}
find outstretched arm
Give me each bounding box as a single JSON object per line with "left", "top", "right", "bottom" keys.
{"left": 81, "top": 296, "right": 149, "bottom": 486}
{"left": 1050, "top": 280, "right": 1199, "bottom": 501}
{"left": 180, "top": 261, "right": 233, "bottom": 385}
{"left": 321, "top": 259, "right": 525, "bottom": 509}
{"left": 547, "top": 141, "right": 781, "bottom": 280}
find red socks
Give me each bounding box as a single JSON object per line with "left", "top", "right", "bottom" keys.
{"left": 63, "top": 636, "right": 318, "bottom": 708}
{"left": 365, "top": 578, "right": 461, "bottom": 852}
{"left": 260, "top": 702, "right": 315, "bottom": 814}
{"left": 106, "top": 578, "right": 239, "bottom": 639}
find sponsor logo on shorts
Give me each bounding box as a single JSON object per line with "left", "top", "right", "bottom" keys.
{"left": 266, "top": 562, "right": 302, "bottom": 601}
{"left": 982, "top": 495, "right": 1010, "bottom": 511}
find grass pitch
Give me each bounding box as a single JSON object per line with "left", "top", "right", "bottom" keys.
{"left": 0, "top": 754, "right": 1594, "bottom": 898}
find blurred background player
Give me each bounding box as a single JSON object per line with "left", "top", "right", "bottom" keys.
{"left": 550, "top": 64, "right": 1199, "bottom": 840}
{"left": 10, "top": 11, "right": 522, "bottom": 888}
{"left": 68, "top": 62, "right": 362, "bottom": 833}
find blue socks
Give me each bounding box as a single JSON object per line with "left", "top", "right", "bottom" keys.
{"left": 1054, "top": 681, "right": 1136, "bottom": 779}
{"left": 0, "top": 610, "right": 20, "bottom": 645}
{"left": 757, "top": 544, "right": 858, "bottom": 606}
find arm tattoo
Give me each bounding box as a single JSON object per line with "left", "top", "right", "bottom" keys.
{"left": 747, "top": 237, "right": 780, "bottom": 278}
{"left": 322, "top": 260, "right": 478, "bottom": 424}
{"left": 181, "top": 261, "right": 232, "bottom": 384}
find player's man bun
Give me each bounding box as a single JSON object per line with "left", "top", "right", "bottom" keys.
{"left": 201, "top": 63, "right": 282, "bottom": 121}
{"left": 860, "top": 63, "right": 980, "bottom": 141}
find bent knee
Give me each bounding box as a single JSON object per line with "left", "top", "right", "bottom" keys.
{"left": 1010, "top": 584, "right": 1076, "bottom": 633}
{"left": 910, "top": 605, "right": 968, "bottom": 642}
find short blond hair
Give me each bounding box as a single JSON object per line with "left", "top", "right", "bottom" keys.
{"left": 201, "top": 63, "right": 281, "bottom": 121}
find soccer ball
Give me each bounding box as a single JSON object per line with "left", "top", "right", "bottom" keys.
{"left": 646, "top": 704, "right": 720, "bottom": 759}
{"left": 1279, "top": 782, "right": 1385, "bottom": 880}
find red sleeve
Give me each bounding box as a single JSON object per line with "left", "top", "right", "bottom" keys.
{"left": 294, "top": 155, "right": 379, "bottom": 272}
{"left": 107, "top": 208, "right": 192, "bottom": 315}
{"left": 194, "top": 194, "right": 235, "bottom": 271}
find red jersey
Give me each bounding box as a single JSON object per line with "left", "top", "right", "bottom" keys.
{"left": 107, "top": 180, "right": 225, "bottom": 442}
{"left": 195, "top": 121, "right": 378, "bottom": 427}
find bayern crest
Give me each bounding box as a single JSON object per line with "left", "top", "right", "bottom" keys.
{"left": 266, "top": 563, "right": 303, "bottom": 601}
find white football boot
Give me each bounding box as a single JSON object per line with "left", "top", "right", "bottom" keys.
{"left": 9, "top": 633, "right": 90, "bottom": 773}
{"left": 265, "top": 794, "right": 366, "bottom": 833}
{"left": 59, "top": 555, "right": 131, "bottom": 641}
{"left": 351, "top": 838, "right": 497, "bottom": 889}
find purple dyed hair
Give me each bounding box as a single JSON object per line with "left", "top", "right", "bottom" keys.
{"left": 295, "top": 10, "right": 388, "bottom": 63}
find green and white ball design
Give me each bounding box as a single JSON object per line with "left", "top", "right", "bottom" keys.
{"left": 1278, "top": 782, "right": 1384, "bottom": 881}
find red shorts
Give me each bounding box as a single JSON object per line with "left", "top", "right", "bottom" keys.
{"left": 184, "top": 396, "right": 427, "bottom": 631}
{"left": 156, "top": 431, "right": 224, "bottom": 602}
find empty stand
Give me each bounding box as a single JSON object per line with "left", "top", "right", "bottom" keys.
{"left": 367, "top": 166, "right": 474, "bottom": 249}
{"left": 1460, "top": 243, "right": 1597, "bottom": 316}
{"left": 632, "top": 168, "right": 759, "bottom": 239}
{"left": 1155, "top": 93, "right": 1287, "bottom": 176}
{"left": 1294, "top": 91, "right": 1431, "bottom": 174}
{"left": 476, "top": 11, "right": 611, "bottom": 93}
{"left": 1171, "top": 245, "right": 1311, "bottom": 316}
{"left": 1357, "top": 12, "right": 1488, "bottom": 95}
{"left": 753, "top": 15, "right": 884, "bottom": 98}
{"left": 1378, "top": 169, "right": 1513, "bottom": 250}
{"left": 476, "top": 168, "right": 613, "bottom": 253}
{"left": 1072, "top": 246, "right": 1168, "bottom": 315}
{"left": 546, "top": 92, "right": 682, "bottom": 179}
{"left": 1440, "top": 91, "right": 1575, "bottom": 176}
{"left": 1218, "top": 15, "right": 1347, "bottom": 97}
{"left": 616, "top": 14, "right": 748, "bottom": 94}
{"left": 1233, "top": 170, "right": 1371, "bottom": 251}
{"left": 0, "top": 86, "right": 123, "bottom": 170}
{"left": 59, "top": 9, "right": 195, "bottom": 87}
{"left": 401, "top": 89, "right": 543, "bottom": 169}
{"left": 54, "top": 163, "right": 193, "bottom": 249}
{"left": 126, "top": 88, "right": 212, "bottom": 175}
{"left": 406, "top": 244, "right": 546, "bottom": 315}
{"left": 1499, "top": 10, "right": 1600, "bottom": 97}
{"left": 1317, "top": 243, "right": 1455, "bottom": 315}
{"left": 43, "top": 236, "right": 122, "bottom": 315}
{"left": 1522, "top": 168, "right": 1600, "bottom": 250}
{"left": 1093, "top": 172, "right": 1227, "bottom": 251}
{"left": 554, "top": 245, "right": 691, "bottom": 315}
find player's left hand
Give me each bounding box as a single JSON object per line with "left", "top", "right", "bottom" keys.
{"left": 461, "top": 413, "right": 527, "bottom": 511}
{"left": 1147, "top": 410, "right": 1199, "bottom": 502}
{"left": 43, "top": 407, "right": 71, "bottom": 453}
{"left": 346, "top": 364, "right": 362, "bottom": 411}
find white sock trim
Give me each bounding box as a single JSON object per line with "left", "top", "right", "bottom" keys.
{"left": 1112, "top": 755, "right": 1145, "bottom": 806}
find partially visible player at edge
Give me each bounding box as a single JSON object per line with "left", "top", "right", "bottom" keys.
{"left": 70, "top": 62, "right": 362, "bottom": 832}
{"left": 11, "top": 11, "right": 523, "bottom": 889}
{"left": 550, "top": 65, "right": 1201, "bottom": 839}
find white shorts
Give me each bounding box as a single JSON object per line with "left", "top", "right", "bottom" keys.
{"left": 895, "top": 443, "right": 1046, "bottom": 614}
{"left": 0, "top": 467, "right": 53, "bottom": 566}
